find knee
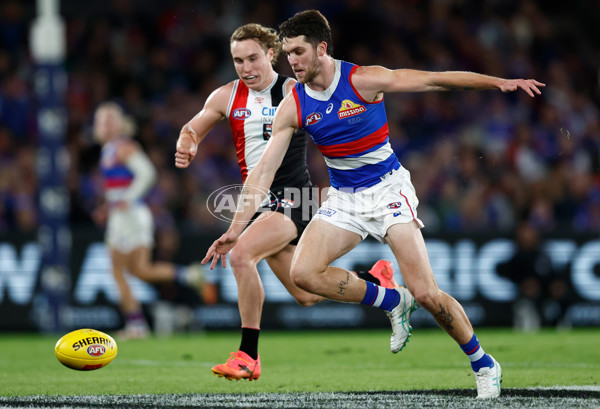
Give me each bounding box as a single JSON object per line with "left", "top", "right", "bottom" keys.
{"left": 290, "top": 265, "right": 314, "bottom": 293}
{"left": 126, "top": 263, "right": 146, "bottom": 279}
{"left": 411, "top": 287, "right": 442, "bottom": 310}
{"left": 228, "top": 247, "right": 254, "bottom": 274}
{"left": 293, "top": 292, "right": 320, "bottom": 307}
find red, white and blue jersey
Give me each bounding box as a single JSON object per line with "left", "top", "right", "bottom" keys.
{"left": 100, "top": 138, "right": 135, "bottom": 204}
{"left": 292, "top": 60, "right": 400, "bottom": 189}
{"left": 227, "top": 74, "right": 310, "bottom": 189}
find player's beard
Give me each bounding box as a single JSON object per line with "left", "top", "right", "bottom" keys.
{"left": 297, "top": 52, "right": 320, "bottom": 84}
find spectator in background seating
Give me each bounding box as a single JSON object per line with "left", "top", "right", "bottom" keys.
{"left": 498, "top": 221, "right": 554, "bottom": 331}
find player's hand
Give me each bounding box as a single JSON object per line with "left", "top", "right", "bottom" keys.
{"left": 175, "top": 132, "right": 198, "bottom": 168}
{"left": 499, "top": 79, "right": 546, "bottom": 97}
{"left": 91, "top": 203, "right": 108, "bottom": 226}
{"left": 201, "top": 231, "right": 240, "bottom": 270}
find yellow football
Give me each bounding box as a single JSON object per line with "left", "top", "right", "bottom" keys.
{"left": 55, "top": 328, "right": 118, "bottom": 370}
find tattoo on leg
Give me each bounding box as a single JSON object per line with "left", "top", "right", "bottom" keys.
{"left": 435, "top": 303, "right": 455, "bottom": 332}
{"left": 337, "top": 271, "right": 350, "bottom": 295}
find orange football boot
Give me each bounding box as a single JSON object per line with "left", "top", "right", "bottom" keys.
{"left": 369, "top": 260, "right": 399, "bottom": 289}
{"left": 212, "top": 350, "right": 261, "bottom": 381}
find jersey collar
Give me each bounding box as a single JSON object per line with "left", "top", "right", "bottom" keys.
{"left": 304, "top": 59, "right": 341, "bottom": 101}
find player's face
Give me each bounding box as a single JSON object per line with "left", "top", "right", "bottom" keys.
{"left": 282, "top": 36, "right": 320, "bottom": 84}
{"left": 231, "top": 39, "right": 275, "bottom": 92}
{"left": 93, "top": 107, "right": 122, "bottom": 144}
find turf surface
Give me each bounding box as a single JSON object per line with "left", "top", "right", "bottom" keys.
{"left": 0, "top": 328, "right": 598, "bottom": 407}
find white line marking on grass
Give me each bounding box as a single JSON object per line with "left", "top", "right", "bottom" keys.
{"left": 503, "top": 362, "right": 600, "bottom": 369}
{"left": 117, "top": 359, "right": 214, "bottom": 367}
{"left": 528, "top": 385, "right": 600, "bottom": 391}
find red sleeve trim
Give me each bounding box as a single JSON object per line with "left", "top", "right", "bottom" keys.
{"left": 349, "top": 64, "right": 383, "bottom": 105}
{"left": 292, "top": 87, "right": 303, "bottom": 128}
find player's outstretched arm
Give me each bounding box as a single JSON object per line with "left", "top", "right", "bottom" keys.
{"left": 352, "top": 66, "right": 545, "bottom": 101}
{"left": 174, "top": 84, "right": 231, "bottom": 168}
{"left": 202, "top": 92, "right": 298, "bottom": 269}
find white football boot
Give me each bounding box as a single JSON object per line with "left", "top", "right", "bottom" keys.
{"left": 386, "top": 286, "right": 417, "bottom": 353}
{"left": 475, "top": 355, "right": 502, "bottom": 399}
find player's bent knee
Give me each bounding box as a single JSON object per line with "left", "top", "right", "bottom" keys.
{"left": 228, "top": 247, "right": 253, "bottom": 272}
{"left": 292, "top": 292, "right": 320, "bottom": 307}
{"left": 128, "top": 264, "right": 150, "bottom": 280}
{"left": 290, "top": 267, "right": 314, "bottom": 293}
{"left": 412, "top": 288, "right": 441, "bottom": 310}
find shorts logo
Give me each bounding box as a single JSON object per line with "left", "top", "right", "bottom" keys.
{"left": 338, "top": 99, "right": 366, "bottom": 119}
{"left": 317, "top": 208, "right": 336, "bottom": 217}
{"left": 280, "top": 199, "right": 295, "bottom": 208}
{"left": 387, "top": 202, "right": 402, "bottom": 209}
{"left": 232, "top": 108, "right": 251, "bottom": 120}
{"left": 305, "top": 112, "right": 323, "bottom": 126}
{"left": 393, "top": 211, "right": 401, "bottom": 217}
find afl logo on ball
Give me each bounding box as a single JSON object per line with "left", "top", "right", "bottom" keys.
{"left": 87, "top": 345, "right": 106, "bottom": 357}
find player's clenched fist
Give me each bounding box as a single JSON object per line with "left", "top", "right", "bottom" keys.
{"left": 174, "top": 127, "right": 198, "bottom": 168}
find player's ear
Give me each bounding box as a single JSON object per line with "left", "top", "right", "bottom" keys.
{"left": 317, "top": 41, "right": 327, "bottom": 57}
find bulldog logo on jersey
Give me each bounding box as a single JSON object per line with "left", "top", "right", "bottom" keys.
{"left": 338, "top": 99, "right": 366, "bottom": 119}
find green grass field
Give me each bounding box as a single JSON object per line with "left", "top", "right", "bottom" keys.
{"left": 1, "top": 328, "right": 599, "bottom": 407}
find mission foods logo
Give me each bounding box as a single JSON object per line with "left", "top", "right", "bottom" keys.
{"left": 206, "top": 184, "right": 276, "bottom": 223}
{"left": 338, "top": 99, "right": 366, "bottom": 119}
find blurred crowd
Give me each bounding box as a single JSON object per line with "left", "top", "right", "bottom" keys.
{"left": 1, "top": 0, "right": 599, "bottom": 240}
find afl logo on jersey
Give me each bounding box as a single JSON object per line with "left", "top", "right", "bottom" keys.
{"left": 232, "top": 108, "right": 252, "bottom": 120}
{"left": 305, "top": 112, "right": 323, "bottom": 126}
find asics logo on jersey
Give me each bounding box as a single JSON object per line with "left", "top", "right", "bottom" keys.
{"left": 338, "top": 99, "right": 366, "bottom": 119}
{"left": 306, "top": 112, "right": 323, "bottom": 126}
{"left": 326, "top": 103, "right": 334, "bottom": 114}
{"left": 232, "top": 108, "right": 252, "bottom": 120}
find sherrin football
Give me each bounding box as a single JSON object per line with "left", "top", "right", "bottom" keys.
{"left": 55, "top": 328, "right": 118, "bottom": 370}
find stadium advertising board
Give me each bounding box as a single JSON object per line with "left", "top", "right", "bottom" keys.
{"left": 0, "top": 230, "right": 599, "bottom": 331}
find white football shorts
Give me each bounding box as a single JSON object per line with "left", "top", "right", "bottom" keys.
{"left": 312, "top": 166, "right": 424, "bottom": 243}
{"left": 105, "top": 202, "right": 154, "bottom": 253}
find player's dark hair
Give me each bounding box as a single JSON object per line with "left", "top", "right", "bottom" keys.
{"left": 279, "top": 10, "right": 333, "bottom": 56}
{"left": 230, "top": 23, "right": 282, "bottom": 65}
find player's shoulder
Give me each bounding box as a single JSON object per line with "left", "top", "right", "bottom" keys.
{"left": 205, "top": 81, "right": 236, "bottom": 112}
{"left": 349, "top": 64, "right": 390, "bottom": 92}
{"left": 212, "top": 80, "right": 237, "bottom": 99}
{"left": 115, "top": 138, "right": 142, "bottom": 159}
{"left": 352, "top": 64, "right": 386, "bottom": 78}
{"left": 280, "top": 74, "right": 298, "bottom": 94}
